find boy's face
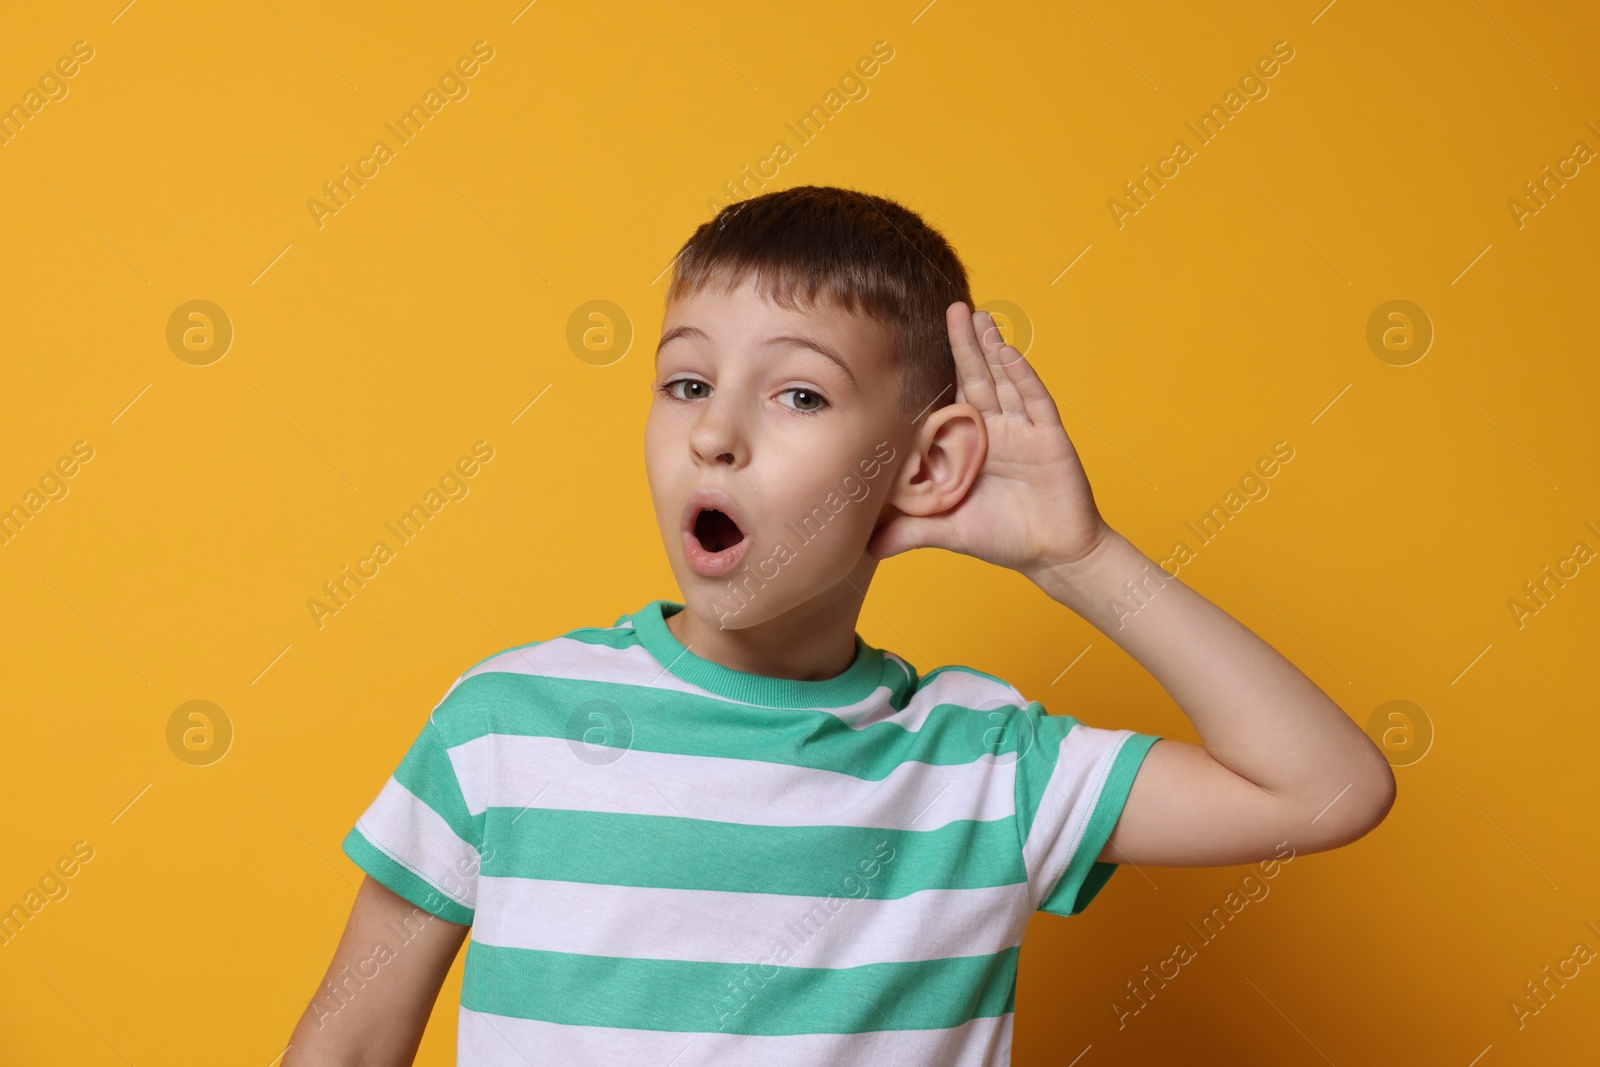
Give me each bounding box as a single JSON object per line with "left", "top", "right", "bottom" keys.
{"left": 645, "top": 274, "right": 911, "bottom": 631}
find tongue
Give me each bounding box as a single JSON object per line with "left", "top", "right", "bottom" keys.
{"left": 696, "top": 509, "right": 743, "bottom": 553}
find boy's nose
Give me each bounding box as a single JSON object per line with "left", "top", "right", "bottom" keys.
{"left": 688, "top": 401, "right": 746, "bottom": 468}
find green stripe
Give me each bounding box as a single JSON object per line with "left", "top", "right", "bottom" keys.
{"left": 632, "top": 600, "right": 889, "bottom": 708}
{"left": 342, "top": 828, "right": 475, "bottom": 926}
{"left": 481, "top": 810, "right": 1024, "bottom": 896}
{"left": 392, "top": 719, "right": 484, "bottom": 848}
{"left": 1011, "top": 705, "right": 1079, "bottom": 847}
{"left": 919, "top": 664, "right": 1015, "bottom": 692}
{"left": 1038, "top": 732, "right": 1162, "bottom": 917}
{"left": 461, "top": 941, "right": 1018, "bottom": 1034}
{"left": 429, "top": 671, "right": 1030, "bottom": 781}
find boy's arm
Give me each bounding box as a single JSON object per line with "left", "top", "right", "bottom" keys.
{"left": 1030, "top": 528, "right": 1396, "bottom": 867}
{"left": 283, "top": 875, "right": 469, "bottom": 1067}
{"left": 869, "top": 302, "right": 1395, "bottom": 869}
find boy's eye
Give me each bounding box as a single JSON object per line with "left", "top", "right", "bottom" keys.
{"left": 660, "top": 378, "right": 711, "bottom": 400}
{"left": 658, "top": 379, "right": 826, "bottom": 414}
{"left": 779, "top": 388, "right": 826, "bottom": 413}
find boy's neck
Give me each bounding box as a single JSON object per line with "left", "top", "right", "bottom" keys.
{"left": 663, "top": 574, "right": 874, "bottom": 684}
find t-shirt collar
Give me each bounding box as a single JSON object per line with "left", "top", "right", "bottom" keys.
{"left": 629, "top": 599, "right": 886, "bottom": 708}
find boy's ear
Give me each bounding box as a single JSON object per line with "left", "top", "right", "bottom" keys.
{"left": 888, "top": 402, "right": 986, "bottom": 517}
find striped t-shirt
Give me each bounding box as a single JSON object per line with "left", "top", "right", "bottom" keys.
{"left": 341, "top": 598, "right": 1160, "bottom": 1065}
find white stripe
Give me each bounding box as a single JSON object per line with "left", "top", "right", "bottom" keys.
{"left": 885, "top": 650, "right": 915, "bottom": 687}
{"left": 447, "top": 733, "right": 1019, "bottom": 829}
{"left": 470, "top": 877, "right": 1030, "bottom": 965}
{"left": 1021, "top": 724, "right": 1133, "bottom": 910}
{"left": 459, "top": 1006, "right": 1013, "bottom": 1066}
{"left": 849, "top": 668, "right": 1026, "bottom": 731}
{"left": 449, "top": 637, "right": 889, "bottom": 712}
{"left": 354, "top": 777, "right": 480, "bottom": 909}
{"left": 461, "top": 636, "right": 746, "bottom": 697}
{"left": 440, "top": 635, "right": 1022, "bottom": 730}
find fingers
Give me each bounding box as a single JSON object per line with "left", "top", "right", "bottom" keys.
{"left": 946, "top": 302, "right": 998, "bottom": 414}
{"left": 947, "top": 302, "right": 1065, "bottom": 427}
{"left": 973, "top": 309, "right": 1029, "bottom": 418}
{"left": 867, "top": 512, "right": 932, "bottom": 561}
{"left": 978, "top": 311, "right": 1065, "bottom": 428}
{"left": 966, "top": 307, "right": 1068, "bottom": 428}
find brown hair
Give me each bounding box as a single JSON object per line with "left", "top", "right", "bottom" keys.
{"left": 664, "top": 185, "right": 973, "bottom": 422}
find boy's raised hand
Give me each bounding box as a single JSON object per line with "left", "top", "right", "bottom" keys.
{"left": 870, "top": 308, "right": 1397, "bottom": 872}
{"left": 868, "top": 302, "right": 1112, "bottom": 586}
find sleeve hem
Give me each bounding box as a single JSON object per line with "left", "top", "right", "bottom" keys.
{"left": 342, "top": 827, "right": 475, "bottom": 926}
{"left": 1038, "top": 732, "right": 1162, "bottom": 917}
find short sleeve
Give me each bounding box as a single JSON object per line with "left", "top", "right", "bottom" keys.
{"left": 341, "top": 712, "right": 483, "bottom": 926}
{"left": 1012, "top": 701, "right": 1161, "bottom": 917}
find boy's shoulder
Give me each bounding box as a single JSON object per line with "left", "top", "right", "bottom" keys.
{"left": 421, "top": 606, "right": 653, "bottom": 741}
{"left": 914, "top": 662, "right": 1029, "bottom": 704}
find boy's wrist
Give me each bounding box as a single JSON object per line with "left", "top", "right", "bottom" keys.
{"left": 1025, "top": 526, "right": 1146, "bottom": 612}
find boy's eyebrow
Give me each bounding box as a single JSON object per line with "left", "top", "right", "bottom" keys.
{"left": 655, "top": 326, "right": 860, "bottom": 388}
{"left": 762, "top": 335, "right": 859, "bottom": 388}
{"left": 655, "top": 324, "right": 705, "bottom": 358}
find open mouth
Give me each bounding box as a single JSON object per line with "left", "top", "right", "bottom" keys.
{"left": 681, "top": 492, "right": 751, "bottom": 577}
{"left": 693, "top": 508, "right": 745, "bottom": 553}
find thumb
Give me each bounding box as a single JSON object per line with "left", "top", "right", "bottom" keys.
{"left": 866, "top": 512, "right": 942, "bottom": 561}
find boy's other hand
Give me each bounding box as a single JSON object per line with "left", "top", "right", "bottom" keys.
{"left": 868, "top": 302, "right": 1113, "bottom": 585}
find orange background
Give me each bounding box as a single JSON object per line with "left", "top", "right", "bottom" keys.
{"left": 1, "top": 1, "right": 1596, "bottom": 1063}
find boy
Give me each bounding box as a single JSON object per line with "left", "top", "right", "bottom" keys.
{"left": 284, "top": 185, "right": 1395, "bottom": 1065}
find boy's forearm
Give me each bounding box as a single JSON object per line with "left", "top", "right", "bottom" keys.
{"left": 1030, "top": 528, "right": 1390, "bottom": 812}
